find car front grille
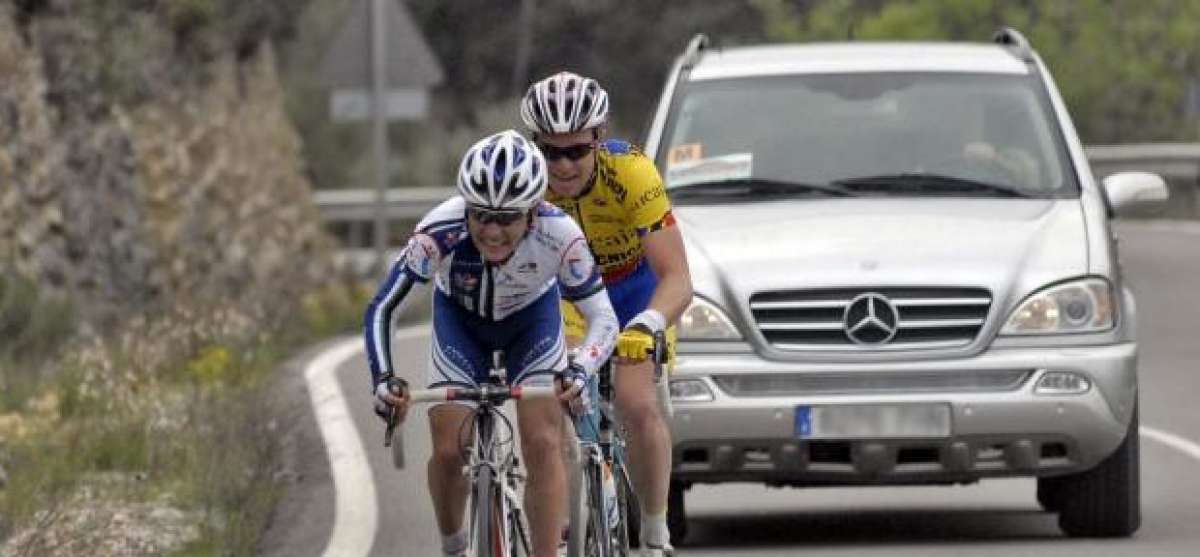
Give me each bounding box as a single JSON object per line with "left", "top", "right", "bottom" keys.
{"left": 749, "top": 287, "right": 992, "bottom": 350}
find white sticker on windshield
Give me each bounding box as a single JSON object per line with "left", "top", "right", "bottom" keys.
{"left": 666, "top": 152, "right": 753, "bottom": 187}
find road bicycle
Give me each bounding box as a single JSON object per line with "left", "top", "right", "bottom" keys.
{"left": 565, "top": 331, "right": 667, "bottom": 557}
{"left": 385, "top": 352, "right": 555, "bottom": 557}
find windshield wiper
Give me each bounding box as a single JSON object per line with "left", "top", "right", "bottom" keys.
{"left": 832, "top": 173, "right": 1033, "bottom": 198}
{"left": 670, "top": 178, "right": 856, "bottom": 199}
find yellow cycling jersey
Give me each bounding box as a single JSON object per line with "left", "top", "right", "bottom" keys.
{"left": 549, "top": 139, "right": 678, "bottom": 366}
{"left": 545, "top": 139, "right": 675, "bottom": 284}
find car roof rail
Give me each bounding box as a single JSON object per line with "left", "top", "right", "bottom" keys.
{"left": 680, "top": 33, "right": 710, "bottom": 69}
{"left": 992, "top": 26, "right": 1034, "bottom": 62}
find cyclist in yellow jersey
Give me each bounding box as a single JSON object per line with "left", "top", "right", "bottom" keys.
{"left": 522, "top": 71, "right": 693, "bottom": 557}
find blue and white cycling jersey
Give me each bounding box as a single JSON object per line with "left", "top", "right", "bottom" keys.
{"left": 365, "top": 196, "right": 618, "bottom": 389}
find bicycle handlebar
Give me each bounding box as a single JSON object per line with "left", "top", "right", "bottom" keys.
{"left": 384, "top": 380, "right": 560, "bottom": 448}
{"left": 381, "top": 329, "right": 667, "bottom": 450}
{"left": 407, "top": 385, "right": 558, "bottom": 403}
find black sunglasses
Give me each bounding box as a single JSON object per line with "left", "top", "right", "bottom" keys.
{"left": 537, "top": 141, "right": 594, "bottom": 162}
{"left": 467, "top": 206, "right": 527, "bottom": 226}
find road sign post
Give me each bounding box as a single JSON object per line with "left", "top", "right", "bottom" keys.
{"left": 321, "top": 0, "right": 444, "bottom": 276}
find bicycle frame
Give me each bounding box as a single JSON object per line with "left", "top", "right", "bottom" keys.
{"left": 566, "top": 331, "right": 667, "bottom": 556}
{"left": 565, "top": 360, "right": 641, "bottom": 557}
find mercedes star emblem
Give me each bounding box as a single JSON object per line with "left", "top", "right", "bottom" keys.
{"left": 844, "top": 292, "right": 900, "bottom": 345}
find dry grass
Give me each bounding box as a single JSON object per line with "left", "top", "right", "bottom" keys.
{"left": 0, "top": 278, "right": 368, "bottom": 555}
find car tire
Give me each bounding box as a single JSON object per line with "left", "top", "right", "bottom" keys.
{"left": 1036, "top": 475, "right": 1065, "bottom": 512}
{"left": 1056, "top": 405, "right": 1141, "bottom": 537}
{"left": 667, "top": 481, "right": 687, "bottom": 545}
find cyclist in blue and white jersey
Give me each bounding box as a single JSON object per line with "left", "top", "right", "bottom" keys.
{"left": 365, "top": 130, "right": 618, "bottom": 557}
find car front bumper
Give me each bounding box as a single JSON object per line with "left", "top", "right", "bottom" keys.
{"left": 667, "top": 342, "right": 1137, "bottom": 486}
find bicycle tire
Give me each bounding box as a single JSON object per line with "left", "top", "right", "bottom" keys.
{"left": 472, "top": 465, "right": 501, "bottom": 557}
{"left": 585, "top": 459, "right": 614, "bottom": 557}
{"left": 614, "top": 462, "right": 638, "bottom": 554}
{"left": 566, "top": 458, "right": 588, "bottom": 556}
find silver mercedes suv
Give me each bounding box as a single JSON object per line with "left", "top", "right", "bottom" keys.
{"left": 644, "top": 29, "right": 1168, "bottom": 541}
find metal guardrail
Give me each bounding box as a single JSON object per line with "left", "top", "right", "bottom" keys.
{"left": 313, "top": 186, "right": 454, "bottom": 221}
{"left": 1086, "top": 143, "right": 1200, "bottom": 181}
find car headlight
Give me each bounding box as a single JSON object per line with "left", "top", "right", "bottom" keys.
{"left": 678, "top": 296, "right": 742, "bottom": 340}
{"left": 1002, "top": 278, "right": 1115, "bottom": 335}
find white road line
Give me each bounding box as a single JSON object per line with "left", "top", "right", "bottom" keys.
{"left": 1114, "top": 219, "right": 1200, "bottom": 236}
{"left": 1141, "top": 426, "right": 1200, "bottom": 462}
{"left": 306, "top": 326, "right": 427, "bottom": 557}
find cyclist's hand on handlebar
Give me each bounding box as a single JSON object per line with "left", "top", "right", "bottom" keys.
{"left": 616, "top": 324, "right": 655, "bottom": 362}
{"left": 555, "top": 363, "right": 590, "bottom": 415}
{"left": 374, "top": 375, "right": 410, "bottom": 423}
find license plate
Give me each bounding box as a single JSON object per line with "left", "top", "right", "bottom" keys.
{"left": 795, "top": 403, "right": 951, "bottom": 439}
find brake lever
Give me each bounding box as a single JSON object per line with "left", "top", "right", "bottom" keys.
{"left": 651, "top": 330, "right": 667, "bottom": 382}
{"left": 384, "top": 406, "right": 399, "bottom": 447}
{"left": 383, "top": 377, "right": 406, "bottom": 447}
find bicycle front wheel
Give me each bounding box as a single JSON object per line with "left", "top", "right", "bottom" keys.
{"left": 585, "top": 460, "right": 614, "bottom": 557}
{"left": 472, "top": 466, "right": 503, "bottom": 557}
{"left": 566, "top": 459, "right": 588, "bottom": 556}
{"left": 614, "top": 462, "right": 638, "bottom": 554}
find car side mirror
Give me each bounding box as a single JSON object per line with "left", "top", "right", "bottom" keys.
{"left": 1102, "top": 172, "right": 1169, "bottom": 216}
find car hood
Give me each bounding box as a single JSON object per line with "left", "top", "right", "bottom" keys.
{"left": 675, "top": 197, "right": 1088, "bottom": 312}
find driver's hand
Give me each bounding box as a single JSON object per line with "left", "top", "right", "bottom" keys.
{"left": 556, "top": 363, "right": 590, "bottom": 415}
{"left": 374, "top": 377, "right": 410, "bottom": 423}
{"left": 616, "top": 326, "right": 654, "bottom": 363}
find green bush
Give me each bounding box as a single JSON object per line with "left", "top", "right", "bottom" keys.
{"left": 0, "top": 270, "right": 74, "bottom": 412}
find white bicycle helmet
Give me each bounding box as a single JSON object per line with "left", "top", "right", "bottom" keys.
{"left": 456, "top": 130, "right": 548, "bottom": 210}
{"left": 520, "top": 71, "right": 609, "bottom": 135}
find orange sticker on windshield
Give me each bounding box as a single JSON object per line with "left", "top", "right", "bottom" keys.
{"left": 668, "top": 143, "right": 703, "bottom": 165}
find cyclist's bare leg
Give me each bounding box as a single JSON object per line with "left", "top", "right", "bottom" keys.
{"left": 614, "top": 358, "right": 671, "bottom": 515}
{"left": 428, "top": 404, "right": 474, "bottom": 536}
{"left": 516, "top": 396, "right": 567, "bottom": 557}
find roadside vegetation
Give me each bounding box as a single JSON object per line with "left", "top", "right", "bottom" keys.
{"left": 0, "top": 270, "right": 371, "bottom": 555}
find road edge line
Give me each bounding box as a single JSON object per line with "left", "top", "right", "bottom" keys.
{"left": 307, "top": 338, "right": 377, "bottom": 557}
{"left": 1141, "top": 426, "right": 1200, "bottom": 461}
{"left": 307, "top": 326, "right": 427, "bottom": 557}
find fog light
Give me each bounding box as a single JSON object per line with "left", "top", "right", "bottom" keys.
{"left": 669, "top": 379, "right": 715, "bottom": 402}
{"left": 1035, "top": 371, "right": 1091, "bottom": 395}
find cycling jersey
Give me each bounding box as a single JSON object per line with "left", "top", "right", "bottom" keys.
{"left": 364, "top": 197, "right": 618, "bottom": 389}
{"left": 545, "top": 139, "right": 675, "bottom": 286}
{"left": 547, "top": 140, "right": 678, "bottom": 360}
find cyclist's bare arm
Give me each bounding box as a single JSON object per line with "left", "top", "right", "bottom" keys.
{"left": 613, "top": 225, "right": 692, "bottom": 363}
{"left": 641, "top": 224, "right": 693, "bottom": 328}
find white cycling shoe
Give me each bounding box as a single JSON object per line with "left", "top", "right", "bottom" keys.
{"left": 642, "top": 544, "right": 675, "bottom": 557}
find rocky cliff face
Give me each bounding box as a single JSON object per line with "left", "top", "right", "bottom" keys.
{"left": 0, "top": 3, "right": 332, "bottom": 329}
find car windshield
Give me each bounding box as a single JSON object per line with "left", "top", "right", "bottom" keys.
{"left": 657, "top": 72, "right": 1079, "bottom": 200}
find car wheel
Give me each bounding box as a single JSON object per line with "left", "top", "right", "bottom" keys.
{"left": 1036, "top": 475, "right": 1065, "bottom": 512}
{"left": 1056, "top": 405, "right": 1141, "bottom": 537}
{"left": 667, "top": 481, "right": 687, "bottom": 545}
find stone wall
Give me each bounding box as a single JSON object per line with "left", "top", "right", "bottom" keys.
{"left": 0, "top": 4, "right": 333, "bottom": 329}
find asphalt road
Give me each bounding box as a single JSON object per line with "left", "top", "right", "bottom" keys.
{"left": 263, "top": 220, "right": 1200, "bottom": 557}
